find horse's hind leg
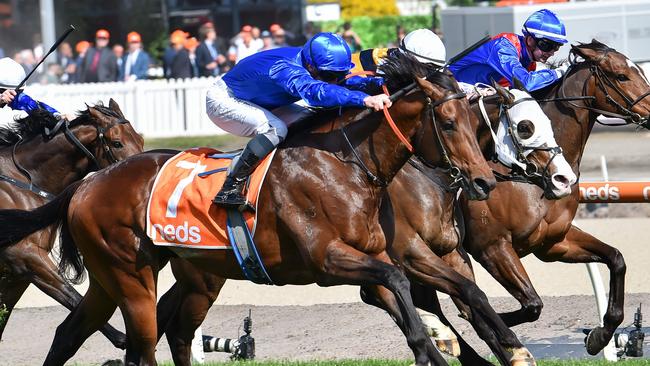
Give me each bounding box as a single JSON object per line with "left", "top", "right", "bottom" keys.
{"left": 534, "top": 225, "right": 625, "bottom": 355}
{"left": 321, "top": 242, "right": 437, "bottom": 366}
{"left": 0, "top": 271, "right": 29, "bottom": 341}
{"left": 159, "top": 259, "right": 226, "bottom": 366}
{"left": 43, "top": 276, "right": 118, "bottom": 366}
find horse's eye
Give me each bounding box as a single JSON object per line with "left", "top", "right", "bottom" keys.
{"left": 617, "top": 74, "right": 629, "bottom": 82}
{"left": 442, "top": 120, "right": 455, "bottom": 131}
{"left": 516, "top": 120, "right": 535, "bottom": 140}
{"left": 112, "top": 141, "right": 124, "bottom": 148}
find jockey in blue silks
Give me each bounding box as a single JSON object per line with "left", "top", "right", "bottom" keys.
{"left": 450, "top": 9, "right": 569, "bottom": 92}
{"left": 207, "top": 32, "right": 390, "bottom": 209}
{"left": 0, "top": 57, "right": 60, "bottom": 115}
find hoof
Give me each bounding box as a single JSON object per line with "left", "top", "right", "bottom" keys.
{"left": 585, "top": 327, "right": 609, "bottom": 355}
{"left": 508, "top": 347, "right": 536, "bottom": 366}
{"left": 435, "top": 338, "right": 461, "bottom": 357}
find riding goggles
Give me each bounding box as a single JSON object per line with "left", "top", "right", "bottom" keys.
{"left": 535, "top": 38, "right": 562, "bottom": 53}
{"left": 318, "top": 69, "right": 348, "bottom": 83}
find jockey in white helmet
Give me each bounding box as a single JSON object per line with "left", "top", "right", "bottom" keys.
{"left": 0, "top": 57, "right": 60, "bottom": 115}
{"left": 349, "top": 28, "right": 446, "bottom": 75}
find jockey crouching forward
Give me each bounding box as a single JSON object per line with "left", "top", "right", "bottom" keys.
{"left": 0, "top": 57, "right": 62, "bottom": 117}
{"left": 350, "top": 28, "right": 446, "bottom": 74}
{"left": 450, "top": 9, "right": 569, "bottom": 94}
{"left": 207, "top": 32, "right": 389, "bottom": 209}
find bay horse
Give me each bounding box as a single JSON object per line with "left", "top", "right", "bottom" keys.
{"left": 422, "top": 39, "right": 650, "bottom": 361}
{"left": 154, "top": 83, "right": 577, "bottom": 366}
{"left": 0, "top": 54, "right": 497, "bottom": 366}
{"left": 0, "top": 100, "right": 142, "bottom": 348}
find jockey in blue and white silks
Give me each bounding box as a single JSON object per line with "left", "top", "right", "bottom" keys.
{"left": 0, "top": 57, "right": 59, "bottom": 115}
{"left": 450, "top": 9, "right": 568, "bottom": 92}
{"left": 207, "top": 32, "right": 390, "bottom": 209}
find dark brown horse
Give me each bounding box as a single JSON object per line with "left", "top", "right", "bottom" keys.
{"left": 0, "top": 100, "right": 142, "bottom": 348}
{"left": 0, "top": 55, "right": 497, "bottom": 366}
{"left": 154, "top": 84, "right": 576, "bottom": 366}
{"left": 160, "top": 40, "right": 650, "bottom": 365}
{"left": 428, "top": 40, "right": 650, "bottom": 360}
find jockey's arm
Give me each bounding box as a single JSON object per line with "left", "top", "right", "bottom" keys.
{"left": 489, "top": 39, "right": 560, "bottom": 91}
{"left": 342, "top": 75, "right": 384, "bottom": 93}
{"left": 9, "top": 92, "right": 60, "bottom": 116}
{"left": 270, "top": 61, "right": 368, "bottom": 108}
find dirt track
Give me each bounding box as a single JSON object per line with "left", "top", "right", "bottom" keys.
{"left": 3, "top": 131, "right": 650, "bottom": 364}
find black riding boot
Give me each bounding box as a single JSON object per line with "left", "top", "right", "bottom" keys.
{"left": 213, "top": 135, "right": 276, "bottom": 210}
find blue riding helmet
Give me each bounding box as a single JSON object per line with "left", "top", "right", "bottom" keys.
{"left": 522, "top": 9, "right": 567, "bottom": 45}
{"left": 301, "top": 32, "right": 355, "bottom": 72}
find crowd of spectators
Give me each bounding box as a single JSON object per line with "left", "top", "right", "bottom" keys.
{"left": 4, "top": 21, "right": 323, "bottom": 85}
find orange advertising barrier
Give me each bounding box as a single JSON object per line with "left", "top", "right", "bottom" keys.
{"left": 579, "top": 181, "right": 650, "bottom": 203}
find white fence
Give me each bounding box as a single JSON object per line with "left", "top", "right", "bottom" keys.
{"left": 23, "top": 77, "right": 223, "bottom": 138}
{"left": 7, "top": 62, "right": 650, "bottom": 138}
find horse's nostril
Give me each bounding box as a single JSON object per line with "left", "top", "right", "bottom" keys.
{"left": 473, "top": 177, "right": 495, "bottom": 195}
{"left": 552, "top": 174, "right": 570, "bottom": 188}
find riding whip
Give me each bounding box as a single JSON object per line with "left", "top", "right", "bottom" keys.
{"left": 15, "top": 25, "right": 76, "bottom": 90}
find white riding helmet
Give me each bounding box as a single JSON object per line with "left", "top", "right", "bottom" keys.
{"left": 400, "top": 29, "right": 446, "bottom": 67}
{"left": 0, "top": 57, "right": 27, "bottom": 88}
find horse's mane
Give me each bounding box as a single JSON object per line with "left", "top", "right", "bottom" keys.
{"left": 0, "top": 103, "right": 118, "bottom": 146}
{"left": 379, "top": 51, "right": 457, "bottom": 93}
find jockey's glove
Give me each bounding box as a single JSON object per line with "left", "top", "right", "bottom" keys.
{"left": 554, "top": 63, "right": 570, "bottom": 78}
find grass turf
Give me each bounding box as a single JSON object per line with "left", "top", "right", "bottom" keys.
{"left": 144, "top": 135, "right": 248, "bottom": 152}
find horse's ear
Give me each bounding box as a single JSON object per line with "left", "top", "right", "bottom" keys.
{"left": 571, "top": 41, "right": 602, "bottom": 62}
{"left": 491, "top": 79, "right": 515, "bottom": 105}
{"left": 511, "top": 77, "right": 529, "bottom": 93}
{"left": 108, "top": 98, "right": 125, "bottom": 118}
{"left": 87, "top": 106, "right": 106, "bottom": 121}
{"left": 416, "top": 76, "right": 444, "bottom": 100}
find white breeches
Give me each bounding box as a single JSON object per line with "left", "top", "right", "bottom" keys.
{"left": 206, "top": 77, "right": 288, "bottom": 145}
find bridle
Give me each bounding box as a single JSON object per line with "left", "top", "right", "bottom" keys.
{"left": 340, "top": 81, "right": 468, "bottom": 190}
{"left": 554, "top": 49, "right": 650, "bottom": 128}
{"left": 8, "top": 113, "right": 128, "bottom": 199}
{"left": 477, "top": 93, "right": 562, "bottom": 191}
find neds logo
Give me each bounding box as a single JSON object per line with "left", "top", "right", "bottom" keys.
{"left": 579, "top": 183, "right": 620, "bottom": 201}
{"left": 151, "top": 221, "right": 201, "bottom": 243}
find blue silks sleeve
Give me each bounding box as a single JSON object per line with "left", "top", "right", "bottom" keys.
{"left": 269, "top": 60, "right": 369, "bottom": 108}
{"left": 488, "top": 38, "right": 560, "bottom": 91}
{"left": 9, "top": 93, "right": 59, "bottom": 114}
{"left": 342, "top": 75, "right": 384, "bottom": 92}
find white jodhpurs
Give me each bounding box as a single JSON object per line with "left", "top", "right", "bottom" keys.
{"left": 206, "top": 77, "right": 288, "bottom": 145}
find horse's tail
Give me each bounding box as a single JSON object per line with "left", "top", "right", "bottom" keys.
{"left": 0, "top": 180, "right": 82, "bottom": 247}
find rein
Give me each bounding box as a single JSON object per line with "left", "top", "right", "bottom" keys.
{"left": 5, "top": 114, "right": 125, "bottom": 200}
{"left": 543, "top": 49, "right": 650, "bottom": 127}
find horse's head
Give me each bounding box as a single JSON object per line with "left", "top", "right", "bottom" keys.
{"left": 493, "top": 82, "right": 576, "bottom": 199}
{"left": 65, "top": 99, "right": 144, "bottom": 169}
{"left": 411, "top": 70, "right": 496, "bottom": 200}
{"left": 570, "top": 40, "right": 650, "bottom": 127}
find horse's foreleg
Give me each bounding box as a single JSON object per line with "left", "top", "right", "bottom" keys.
{"left": 409, "top": 281, "right": 495, "bottom": 366}
{"left": 471, "top": 239, "right": 543, "bottom": 327}
{"left": 533, "top": 225, "right": 625, "bottom": 355}
{"left": 43, "top": 276, "right": 118, "bottom": 366}
{"left": 0, "top": 272, "right": 30, "bottom": 341}
{"left": 161, "top": 259, "right": 226, "bottom": 366}
{"left": 26, "top": 249, "right": 127, "bottom": 349}
{"left": 404, "top": 246, "right": 533, "bottom": 366}
{"left": 322, "top": 241, "right": 438, "bottom": 366}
